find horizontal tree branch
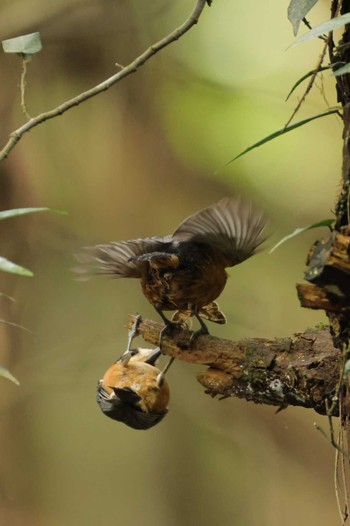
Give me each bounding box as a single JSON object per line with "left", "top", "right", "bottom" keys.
{"left": 0, "top": 0, "right": 208, "bottom": 161}
{"left": 297, "top": 282, "right": 350, "bottom": 312}
{"left": 128, "top": 314, "right": 342, "bottom": 416}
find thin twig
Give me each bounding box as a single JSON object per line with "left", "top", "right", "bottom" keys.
{"left": 314, "top": 422, "right": 349, "bottom": 458}
{"left": 328, "top": 0, "right": 340, "bottom": 61}
{"left": 341, "top": 426, "right": 350, "bottom": 522}
{"left": 302, "top": 17, "right": 313, "bottom": 31}
{"left": 340, "top": 427, "right": 350, "bottom": 523}
{"left": 0, "top": 0, "right": 208, "bottom": 161}
{"left": 335, "top": 425, "right": 346, "bottom": 525}
{"left": 328, "top": 342, "right": 350, "bottom": 523}
{"left": 20, "top": 56, "right": 31, "bottom": 120}
{"left": 285, "top": 37, "right": 330, "bottom": 128}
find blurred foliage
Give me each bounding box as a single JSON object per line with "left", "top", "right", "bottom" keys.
{"left": 0, "top": 365, "right": 20, "bottom": 386}
{"left": 0, "top": 208, "right": 66, "bottom": 276}
{"left": 0, "top": 0, "right": 342, "bottom": 525}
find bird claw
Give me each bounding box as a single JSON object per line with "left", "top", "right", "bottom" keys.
{"left": 159, "top": 321, "right": 178, "bottom": 348}
{"left": 189, "top": 326, "right": 209, "bottom": 346}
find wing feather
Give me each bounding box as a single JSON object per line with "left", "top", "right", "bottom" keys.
{"left": 172, "top": 197, "right": 267, "bottom": 266}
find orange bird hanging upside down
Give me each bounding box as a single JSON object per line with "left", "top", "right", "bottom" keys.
{"left": 97, "top": 315, "right": 170, "bottom": 430}
{"left": 76, "top": 197, "right": 267, "bottom": 340}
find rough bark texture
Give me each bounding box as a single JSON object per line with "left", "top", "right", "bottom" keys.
{"left": 297, "top": 232, "right": 350, "bottom": 356}
{"left": 129, "top": 315, "right": 341, "bottom": 416}
{"left": 288, "top": 4, "right": 350, "bottom": 421}
{"left": 327, "top": 2, "right": 350, "bottom": 349}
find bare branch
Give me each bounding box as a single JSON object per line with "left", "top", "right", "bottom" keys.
{"left": 20, "top": 57, "right": 31, "bottom": 120}
{"left": 0, "top": 0, "right": 208, "bottom": 161}
{"left": 128, "top": 315, "right": 341, "bottom": 416}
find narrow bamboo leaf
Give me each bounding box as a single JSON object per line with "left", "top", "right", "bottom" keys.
{"left": 2, "top": 32, "right": 42, "bottom": 54}
{"left": 288, "top": 0, "right": 319, "bottom": 36}
{"left": 286, "top": 64, "right": 339, "bottom": 100}
{"left": 333, "top": 62, "right": 350, "bottom": 77}
{"left": 0, "top": 207, "right": 67, "bottom": 220}
{"left": 222, "top": 109, "right": 339, "bottom": 167}
{"left": 292, "top": 13, "right": 350, "bottom": 46}
{"left": 0, "top": 366, "right": 20, "bottom": 386}
{"left": 269, "top": 218, "right": 335, "bottom": 254}
{"left": 0, "top": 257, "right": 33, "bottom": 277}
{"left": 0, "top": 293, "right": 15, "bottom": 302}
{"left": 0, "top": 319, "right": 31, "bottom": 332}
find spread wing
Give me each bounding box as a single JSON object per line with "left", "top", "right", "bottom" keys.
{"left": 172, "top": 197, "right": 267, "bottom": 267}
{"left": 74, "top": 235, "right": 172, "bottom": 279}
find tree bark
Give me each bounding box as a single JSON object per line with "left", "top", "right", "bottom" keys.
{"left": 128, "top": 315, "right": 341, "bottom": 416}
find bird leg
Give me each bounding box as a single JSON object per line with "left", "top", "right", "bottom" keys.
{"left": 189, "top": 311, "right": 210, "bottom": 345}
{"left": 126, "top": 312, "right": 175, "bottom": 388}
{"left": 127, "top": 313, "right": 142, "bottom": 351}
{"left": 156, "top": 356, "right": 175, "bottom": 388}
{"left": 152, "top": 309, "right": 177, "bottom": 384}
{"left": 119, "top": 313, "right": 142, "bottom": 361}
{"left": 156, "top": 309, "right": 179, "bottom": 348}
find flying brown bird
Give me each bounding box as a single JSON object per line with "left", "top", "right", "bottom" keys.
{"left": 76, "top": 197, "right": 267, "bottom": 339}
{"left": 97, "top": 315, "right": 170, "bottom": 430}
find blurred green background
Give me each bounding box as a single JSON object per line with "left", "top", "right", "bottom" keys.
{"left": 0, "top": 0, "right": 343, "bottom": 524}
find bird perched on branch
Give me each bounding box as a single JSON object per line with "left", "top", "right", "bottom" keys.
{"left": 97, "top": 315, "right": 170, "bottom": 430}
{"left": 76, "top": 197, "right": 267, "bottom": 339}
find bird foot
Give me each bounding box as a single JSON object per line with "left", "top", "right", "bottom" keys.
{"left": 126, "top": 314, "right": 142, "bottom": 351}
{"left": 156, "top": 356, "right": 175, "bottom": 387}
{"left": 159, "top": 321, "right": 179, "bottom": 348}
{"left": 189, "top": 326, "right": 209, "bottom": 346}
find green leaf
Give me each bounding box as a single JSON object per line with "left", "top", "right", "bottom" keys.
{"left": 0, "top": 257, "right": 33, "bottom": 277}
{"left": 0, "top": 293, "right": 15, "bottom": 302}
{"left": 2, "top": 32, "right": 42, "bottom": 55}
{"left": 292, "top": 13, "right": 350, "bottom": 46}
{"left": 0, "top": 319, "right": 31, "bottom": 332}
{"left": 269, "top": 218, "right": 335, "bottom": 254}
{"left": 288, "top": 0, "right": 319, "bottom": 36}
{"left": 286, "top": 64, "right": 340, "bottom": 101}
{"left": 221, "top": 109, "right": 339, "bottom": 167}
{"left": 0, "top": 366, "right": 20, "bottom": 386}
{"left": 0, "top": 207, "right": 67, "bottom": 220}
{"left": 333, "top": 62, "right": 350, "bottom": 77}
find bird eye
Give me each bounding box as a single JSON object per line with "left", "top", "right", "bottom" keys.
{"left": 129, "top": 349, "right": 138, "bottom": 357}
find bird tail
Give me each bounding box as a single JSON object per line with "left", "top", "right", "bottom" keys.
{"left": 73, "top": 242, "right": 142, "bottom": 279}
{"left": 73, "top": 236, "right": 173, "bottom": 280}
